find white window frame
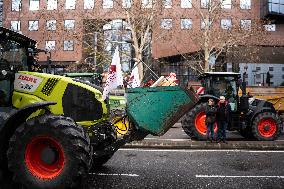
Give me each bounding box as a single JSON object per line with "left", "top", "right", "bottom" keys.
{"left": 103, "top": 0, "right": 114, "bottom": 8}
{"left": 12, "top": 0, "right": 21, "bottom": 11}
{"left": 46, "top": 20, "right": 57, "bottom": 30}
{"left": 181, "top": 0, "right": 192, "bottom": 8}
{"left": 181, "top": 18, "right": 192, "bottom": 29}
{"left": 10, "top": 21, "right": 21, "bottom": 31}
{"left": 122, "top": 0, "right": 132, "bottom": 8}
{"left": 200, "top": 0, "right": 210, "bottom": 9}
{"left": 240, "top": 19, "right": 251, "bottom": 30}
{"left": 240, "top": 0, "right": 251, "bottom": 9}
{"left": 47, "top": 0, "right": 57, "bottom": 10}
{"left": 142, "top": 0, "right": 153, "bottom": 8}
{"left": 221, "top": 0, "right": 231, "bottom": 9}
{"left": 84, "top": 0, "right": 94, "bottom": 9}
{"left": 29, "top": 0, "right": 40, "bottom": 11}
{"left": 64, "top": 19, "right": 75, "bottom": 30}
{"left": 28, "top": 20, "right": 39, "bottom": 31}
{"left": 221, "top": 19, "right": 232, "bottom": 29}
{"left": 163, "top": 0, "right": 172, "bottom": 8}
{"left": 65, "top": 0, "right": 76, "bottom": 9}
{"left": 45, "top": 40, "right": 56, "bottom": 51}
{"left": 201, "top": 18, "right": 212, "bottom": 29}
{"left": 161, "top": 18, "right": 173, "bottom": 30}
{"left": 264, "top": 24, "right": 276, "bottom": 32}
{"left": 63, "top": 40, "right": 74, "bottom": 51}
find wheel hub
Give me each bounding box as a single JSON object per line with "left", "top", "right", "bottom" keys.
{"left": 25, "top": 136, "right": 65, "bottom": 180}
{"left": 257, "top": 118, "right": 277, "bottom": 138}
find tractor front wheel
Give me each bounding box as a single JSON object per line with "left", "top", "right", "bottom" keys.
{"left": 251, "top": 112, "right": 282, "bottom": 141}
{"left": 7, "top": 115, "right": 92, "bottom": 189}
{"left": 181, "top": 103, "right": 217, "bottom": 140}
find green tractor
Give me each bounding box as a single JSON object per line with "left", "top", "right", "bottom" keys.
{"left": 0, "top": 27, "right": 198, "bottom": 189}
{"left": 182, "top": 72, "right": 283, "bottom": 141}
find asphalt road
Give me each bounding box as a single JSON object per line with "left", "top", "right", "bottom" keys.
{"left": 86, "top": 148, "right": 284, "bottom": 189}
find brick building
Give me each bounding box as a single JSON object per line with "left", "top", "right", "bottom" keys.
{"left": 2, "top": 0, "right": 284, "bottom": 85}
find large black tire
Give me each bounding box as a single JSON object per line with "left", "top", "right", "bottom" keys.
{"left": 181, "top": 103, "right": 210, "bottom": 140}
{"left": 0, "top": 112, "right": 10, "bottom": 184}
{"left": 251, "top": 112, "right": 282, "bottom": 141}
{"left": 7, "top": 115, "right": 92, "bottom": 189}
{"left": 90, "top": 122, "right": 117, "bottom": 169}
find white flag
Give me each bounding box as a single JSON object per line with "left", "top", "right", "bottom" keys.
{"left": 128, "top": 65, "right": 141, "bottom": 88}
{"left": 102, "top": 47, "right": 123, "bottom": 100}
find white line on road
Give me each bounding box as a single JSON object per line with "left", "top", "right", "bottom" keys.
{"left": 196, "top": 175, "right": 284, "bottom": 178}
{"left": 119, "top": 149, "right": 284, "bottom": 153}
{"left": 89, "top": 173, "right": 139, "bottom": 177}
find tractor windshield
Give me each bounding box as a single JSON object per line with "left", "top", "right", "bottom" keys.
{"left": 0, "top": 40, "right": 28, "bottom": 70}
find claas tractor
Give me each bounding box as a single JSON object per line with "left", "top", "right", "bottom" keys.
{"left": 0, "top": 27, "right": 198, "bottom": 189}
{"left": 182, "top": 72, "right": 283, "bottom": 141}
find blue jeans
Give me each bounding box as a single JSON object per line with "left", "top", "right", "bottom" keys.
{"left": 206, "top": 123, "right": 214, "bottom": 140}
{"left": 217, "top": 121, "right": 227, "bottom": 141}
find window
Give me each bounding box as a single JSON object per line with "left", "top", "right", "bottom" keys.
{"left": 201, "top": 18, "right": 212, "bottom": 29}
{"left": 64, "top": 40, "right": 74, "bottom": 51}
{"left": 142, "top": 0, "right": 152, "bottom": 8}
{"left": 269, "top": 67, "right": 274, "bottom": 71}
{"left": 282, "top": 75, "right": 284, "bottom": 79}
{"left": 47, "top": 0, "right": 57, "bottom": 10}
{"left": 241, "top": 19, "right": 251, "bottom": 30}
{"left": 45, "top": 40, "right": 56, "bottom": 51}
{"left": 161, "top": 19, "right": 172, "bottom": 29}
{"left": 282, "top": 67, "right": 284, "bottom": 71}
{"left": 268, "top": 0, "right": 284, "bottom": 15}
{"left": 221, "top": 19, "right": 232, "bottom": 29}
{"left": 240, "top": 0, "right": 251, "bottom": 9}
{"left": 65, "top": 0, "right": 76, "bottom": 9}
{"left": 264, "top": 24, "right": 276, "bottom": 31}
{"left": 256, "top": 74, "right": 261, "bottom": 79}
{"left": 46, "top": 20, "right": 56, "bottom": 30}
{"left": 28, "top": 20, "right": 39, "bottom": 31}
{"left": 84, "top": 0, "right": 94, "bottom": 9}
{"left": 103, "top": 0, "right": 113, "bottom": 8}
{"left": 163, "top": 0, "right": 172, "bottom": 8}
{"left": 270, "top": 74, "right": 274, "bottom": 79}
{"left": 221, "top": 0, "right": 231, "bottom": 9}
{"left": 64, "top": 20, "right": 75, "bottom": 30}
{"left": 200, "top": 0, "right": 210, "bottom": 8}
{"left": 181, "top": 0, "right": 192, "bottom": 8}
{"left": 29, "top": 0, "right": 40, "bottom": 10}
{"left": 181, "top": 18, "right": 192, "bottom": 29}
{"left": 10, "top": 21, "right": 20, "bottom": 31}
{"left": 12, "top": 0, "right": 21, "bottom": 11}
{"left": 122, "top": 0, "right": 132, "bottom": 8}
{"left": 256, "top": 66, "right": 261, "bottom": 71}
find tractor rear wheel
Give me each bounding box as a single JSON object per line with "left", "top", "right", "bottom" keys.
{"left": 7, "top": 115, "right": 92, "bottom": 189}
{"left": 181, "top": 103, "right": 217, "bottom": 140}
{"left": 251, "top": 112, "right": 282, "bottom": 141}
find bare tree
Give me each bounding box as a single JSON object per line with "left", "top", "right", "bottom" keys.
{"left": 173, "top": 0, "right": 269, "bottom": 73}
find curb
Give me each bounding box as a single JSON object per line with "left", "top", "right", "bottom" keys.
{"left": 123, "top": 140, "right": 284, "bottom": 150}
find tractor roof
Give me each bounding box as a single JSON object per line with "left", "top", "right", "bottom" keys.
{"left": 198, "top": 72, "right": 241, "bottom": 79}
{"left": 0, "top": 27, "right": 37, "bottom": 49}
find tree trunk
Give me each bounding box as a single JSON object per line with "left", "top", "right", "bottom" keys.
{"left": 135, "top": 51, "right": 144, "bottom": 81}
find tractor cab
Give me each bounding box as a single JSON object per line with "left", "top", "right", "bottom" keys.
{"left": 0, "top": 27, "right": 37, "bottom": 106}
{"left": 198, "top": 72, "right": 241, "bottom": 111}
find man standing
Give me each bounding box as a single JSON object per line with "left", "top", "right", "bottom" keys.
{"left": 205, "top": 99, "right": 217, "bottom": 142}
{"left": 216, "top": 96, "right": 231, "bottom": 143}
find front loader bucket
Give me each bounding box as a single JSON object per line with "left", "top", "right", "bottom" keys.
{"left": 126, "top": 86, "right": 199, "bottom": 136}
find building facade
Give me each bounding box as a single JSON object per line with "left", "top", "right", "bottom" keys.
{"left": 0, "top": 0, "right": 3, "bottom": 27}
{"left": 2, "top": 0, "right": 284, "bottom": 85}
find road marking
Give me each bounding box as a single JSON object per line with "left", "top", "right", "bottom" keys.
{"left": 119, "top": 149, "right": 284, "bottom": 153}
{"left": 196, "top": 175, "right": 284, "bottom": 178}
{"left": 89, "top": 173, "right": 139, "bottom": 177}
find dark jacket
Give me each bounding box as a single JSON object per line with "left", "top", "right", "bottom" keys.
{"left": 216, "top": 101, "right": 231, "bottom": 123}
{"left": 205, "top": 105, "right": 217, "bottom": 124}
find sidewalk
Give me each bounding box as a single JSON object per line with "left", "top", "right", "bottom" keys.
{"left": 123, "top": 123, "right": 284, "bottom": 150}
